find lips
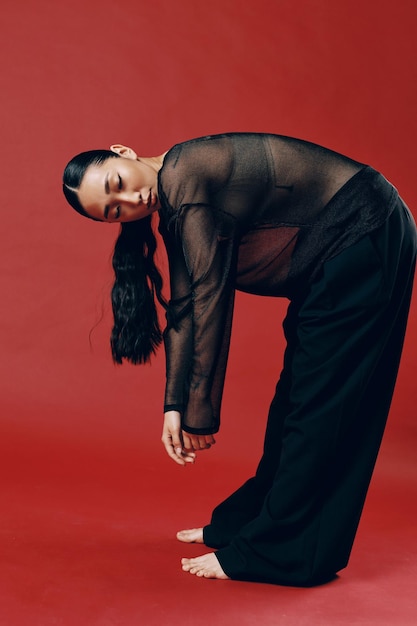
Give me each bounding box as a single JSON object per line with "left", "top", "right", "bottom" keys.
{"left": 147, "top": 189, "right": 157, "bottom": 209}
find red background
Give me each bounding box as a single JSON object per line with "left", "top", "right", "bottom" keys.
{"left": 1, "top": 1, "right": 416, "bottom": 624}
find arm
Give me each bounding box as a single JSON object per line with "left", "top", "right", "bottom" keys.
{"left": 165, "top": 203, "right": 237, "bottom": 434}
{"left": 160, "top": 210, "right": 231, "bottom": 461}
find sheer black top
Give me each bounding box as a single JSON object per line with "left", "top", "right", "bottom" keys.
{"left": 157, "top": 133, "right": 395, "bottom": 434}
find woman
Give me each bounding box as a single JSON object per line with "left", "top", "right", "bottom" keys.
{"left": 63, "top": 133, "right": 416, "bottom": 586}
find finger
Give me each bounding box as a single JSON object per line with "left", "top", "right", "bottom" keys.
{"left": 182, "top": 432, "right": 215, "bottom": 451}
{"left": 170, "top": 432, "right": 187, "bottom": 462}
{"left": 161, "top": 434, "right": 186, "bottom": 466}
{"left": 169, "top": 436, "right": 196, "bottom": 464}
{"left": 182, "top": 449, "right": 196, "bottom": 463}
{"left": 182, "top": 432, "right": 199, "bottom": 451}
{"left": 188, "top": 435, "right": 208, "bottom": 450}
{"left": 181, "top": 438, "right": 197, "bottom": 464}
{"left": 167, "top": 445, "right": 186, "bottom": 465}
{"left": 182, "top": 433, "right": 194, "bottom": 450}
{"left": 171, "top": 430, "right": 183, "bottom": 451}
{"left": 197, "top": 434, "right": 215, "bottom": 450}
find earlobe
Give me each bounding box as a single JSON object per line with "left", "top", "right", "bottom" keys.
{"left": 110, "top": 144, "right": 138, "bottom": 160}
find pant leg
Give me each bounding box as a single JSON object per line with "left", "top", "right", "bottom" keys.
{"left": 215, "top": 200, "right": 417, "bottom": 586}
{"left": 204, "top": 299, "right": 301, "bottom": 548}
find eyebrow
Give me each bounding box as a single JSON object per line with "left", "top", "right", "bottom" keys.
{"left": 103, "top": 173, "right": 110, "bottom": 220}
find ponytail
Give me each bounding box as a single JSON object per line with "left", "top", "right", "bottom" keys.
{"left": 110, "top": 216, "right": 167, "bottom": 364}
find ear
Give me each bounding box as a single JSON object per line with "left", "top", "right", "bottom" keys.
{"left": 110, "top": 144, "right": 138, "bottom": 160}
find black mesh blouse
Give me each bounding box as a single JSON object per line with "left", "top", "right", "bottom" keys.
{"left": 157, "top": 133, "right": 396, "bottom": 434}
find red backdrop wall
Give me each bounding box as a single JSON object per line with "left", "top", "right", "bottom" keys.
{"left": 1, "top": 0, "right": 416, "bottom": 477}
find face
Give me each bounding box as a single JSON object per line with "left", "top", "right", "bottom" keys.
{"left": 77, "top": 153, "right": 161, "bottom": 223}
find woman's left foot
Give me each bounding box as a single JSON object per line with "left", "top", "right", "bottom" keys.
{"left": 181, "top": 552, "right": 230, "bottom": 579}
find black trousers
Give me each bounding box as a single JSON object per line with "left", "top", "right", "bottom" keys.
{"left": 203, "top": 195, "right": 417, "bottom": 586}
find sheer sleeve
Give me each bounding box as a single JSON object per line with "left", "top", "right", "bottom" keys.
{"left": 161, "top": 204, "right": 237, "bottom": 434}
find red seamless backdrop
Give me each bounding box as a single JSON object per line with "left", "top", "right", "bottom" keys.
{"left": 1, "top": 1, "right": 416, "bottom": 624}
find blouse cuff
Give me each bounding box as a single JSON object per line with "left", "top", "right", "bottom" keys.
{"left": 181, "top": 423, "right": 220, "bottom": 436}
{"left": 164, "top": 404, "right": 184, "bottom": 414}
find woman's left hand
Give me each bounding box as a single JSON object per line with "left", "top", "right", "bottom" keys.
{"left": 182, "top": 431, "right": 216, "bottom": 452}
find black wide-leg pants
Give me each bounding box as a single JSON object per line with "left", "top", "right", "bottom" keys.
{"left": 203, "top": 195, "right": 417, "bottom": 586}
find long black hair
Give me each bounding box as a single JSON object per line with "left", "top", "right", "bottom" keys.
{"left": 63, "top": 150, "right": 166, "bottom": 364}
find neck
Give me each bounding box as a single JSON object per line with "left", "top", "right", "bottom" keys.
{"left": 138, "top": 152, "right": 167, "bottom": 173}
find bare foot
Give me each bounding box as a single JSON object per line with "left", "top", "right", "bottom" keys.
{"left": 181, "top": 552, "right": 230, "bottom": 579}
{"left": 176, "top": 528, "right": 204, "bottom": 544}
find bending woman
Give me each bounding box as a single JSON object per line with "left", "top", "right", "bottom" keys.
{"left": 63, "top": 133, "right": 416, "bottom": 586}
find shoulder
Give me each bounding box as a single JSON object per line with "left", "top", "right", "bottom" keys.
{"left": 162, "top": 134, "right": 234, "bottom": 172}
{"left": 158, "top": 135, "right": 236, "bottom": 210}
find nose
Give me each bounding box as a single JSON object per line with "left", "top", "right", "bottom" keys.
{"left": 118, "top": 191, "right": 142, "bottom": 206}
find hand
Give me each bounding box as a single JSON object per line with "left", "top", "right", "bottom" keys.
{"left": 162, "top": 411, "right": 216, "bottom": 465}
{"left": 162, "top": 411, "right": 195, "bottom": 466}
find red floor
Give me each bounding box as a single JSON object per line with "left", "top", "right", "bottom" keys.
{"left": 1, "top": 423, "right": 416, "bottom": 626}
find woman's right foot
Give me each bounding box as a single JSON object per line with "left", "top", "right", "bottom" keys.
{"left": 176, "top": 528, "right": 204, "bottom": 544}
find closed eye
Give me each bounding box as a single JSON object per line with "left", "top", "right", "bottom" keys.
{"left": 118, "top": 174, "right": 122, "bottom": 190}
